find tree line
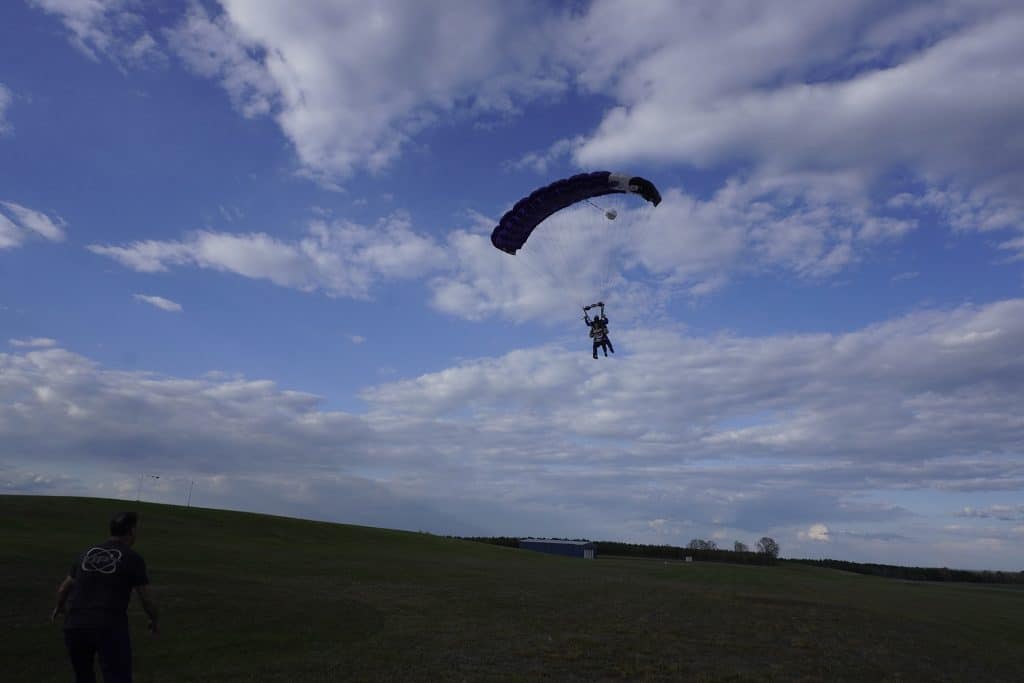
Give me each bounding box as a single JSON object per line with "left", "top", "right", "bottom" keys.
{"left": 456, "top": 536, "right": 781, "bottom": 566}
{"left": 595, "top": 538, "right": 777, "bottom": 565}
{"left": 457, "top": 536, "right": 1022, "bottom": 584}
{"left": 787, "top": 557, "right": 1024, "bottom": 584}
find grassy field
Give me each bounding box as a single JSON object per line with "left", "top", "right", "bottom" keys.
{"left": 2, "top": 495, "right": 1022, "bottom": 681}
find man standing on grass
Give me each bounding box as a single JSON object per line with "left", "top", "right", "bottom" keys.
{"left": 52, "top": 511, "right": 160, "bottom": 683}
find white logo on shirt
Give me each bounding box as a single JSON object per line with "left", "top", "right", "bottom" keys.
{"left": 82, "top": 547, "right": 122, "bottom": 574}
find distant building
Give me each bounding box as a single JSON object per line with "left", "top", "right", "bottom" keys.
{"left": 519, "top": 538, "right": 596, "bottom": 559}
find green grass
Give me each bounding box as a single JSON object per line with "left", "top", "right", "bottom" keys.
{"left": 2, "top": 495, "right": 1022, "bottom": 681}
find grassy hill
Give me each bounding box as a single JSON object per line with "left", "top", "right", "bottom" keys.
{"left": 2, "top": 495, "right": 1022, "bottom": 681}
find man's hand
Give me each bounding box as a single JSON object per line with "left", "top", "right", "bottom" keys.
{"left": 52, "top": 575, "right": 74, "bottom": 624}
{"left": 135, "top": 585, "right": 160, "bottom": 636}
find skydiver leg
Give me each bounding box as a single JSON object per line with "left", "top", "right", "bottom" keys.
{"left": 592, "top": 341, "right": 599, "bottom": 359}
{"left": 606, "top": 338, "right": 614, "bottom": 354}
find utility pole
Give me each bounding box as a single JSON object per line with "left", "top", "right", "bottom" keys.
{"left": 187, "top": 479, "right": 194, "bottom": 508}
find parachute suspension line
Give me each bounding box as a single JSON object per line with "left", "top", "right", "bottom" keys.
{"left": 548, "top": 219, "right": 575, "bottom": 302}
{"left": 488, "top": 171, "right": 662, "bottom": 320}
{"left": 518, "top": 227, "right": 576, "bottom": 314}
{"left": 545, "top": 219, "right": 590, "bottom": 318}
{"left": 595, "top": 206, "right": 617, "bottom": 303}
{"left": 515, "top": 247, "right": 551, "bottom": 307}
{"left": 584, "top": 199, "right": 618, "bottom": 221}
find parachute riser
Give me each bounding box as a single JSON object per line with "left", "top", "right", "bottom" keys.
{"left": 582, "top": 301, "right": 605, "bottom": 321}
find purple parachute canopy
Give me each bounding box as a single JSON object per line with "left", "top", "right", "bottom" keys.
{"left": 490, "top": 171, "right": 661, "bottom": 255}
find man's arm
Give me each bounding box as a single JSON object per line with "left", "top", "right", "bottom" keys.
{"left": 135, "top": 584, "right": 160, "bottom": 634}
{"left": 51, "top": 575, "right": 74, "bottom": 622}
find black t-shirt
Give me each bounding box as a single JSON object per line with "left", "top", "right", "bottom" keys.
{"left": 64, "top": 539, "right": 149, "bottom": 629}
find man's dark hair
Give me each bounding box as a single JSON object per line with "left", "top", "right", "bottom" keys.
{"left": 110, "top": 511, "right": 138, "bottom": 537}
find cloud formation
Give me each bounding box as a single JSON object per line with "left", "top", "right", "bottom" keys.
{"left": 0, "top": 201, "right": 66, "bottom": 249}
{"left": 3, "top": 299, "right": 1022, "bottom": 566}
{"left": 365, "top": 299, "right": 1024, "bottom": 468}
{"left": 562, "top": 1, "right": 1024, "bottom": 252}
{"left": 0, "top": 83, "right": 12, "bottom": 134}
{"left": 0, "top": 347, "right": 371, "bottom": 473}
{"left": 165, "top": 1, "right": 567, "bottom": 180}
{"left": 31, "top": 1, "right": 1024, "bottom": 293}
{"left": 959, "top": 505, "right": 1024, "bottom": 522}
{"left": 90, "top": 213, "right": 442, "bottom": 299}
{"left": 799, "top": 523, "right": 831, "bottom": 542}
{"left": 133, "top": 294, "right": 183, "bottom": 313}
{"left": 31, "top": 3, "right": 1024, "bottom": 207}
{"left": 28, "top": 0, "right": 163, "bottom": 66}
{"left": 9, "top": 337, "right": 58, "bottom": 348}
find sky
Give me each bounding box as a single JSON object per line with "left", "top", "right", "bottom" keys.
{"left": 2, "top": 0, "right": 1023, "bottom": 571}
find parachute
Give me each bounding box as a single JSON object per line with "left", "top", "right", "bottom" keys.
{"left": 491, "top": 171, "right": 661, "bottom": 255}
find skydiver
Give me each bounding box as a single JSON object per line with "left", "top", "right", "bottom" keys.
{"left": 584, "top": 304, "right": 614, "bottom": 359}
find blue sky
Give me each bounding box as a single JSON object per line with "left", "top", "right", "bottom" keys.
{"left": 2, "top": 0, "right": 1023, "bottom": 571}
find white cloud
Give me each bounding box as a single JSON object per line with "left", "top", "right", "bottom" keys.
{"left": 560, "top": 1, "right": 1024, "bottom": 247}
{"left": 90, "top": 213, "right": 443, "bottom": 299}
{"left": 508, "top": 137, "right": 583, "bottom": 174}
{"left": 0, "top": 83, "right": 12, "bottom": 134}
{"left": 348, "top": 335, "right": 366, "bottom": 345}
{"left": 0, "top": 213, "right": 20, "bottom": 250}
{"left": 896, "top": 187, "right": 1024, "bottom": 242}
{"left": 959, "top": 505, "right": 1024, "bottom": 522}
{"left": 999, "top": 236, "right": 1024, "bottom": 261}
{"left": 366, "top": 298, "right": 1024, "bottom": 470}
{"left": 0, "top": 464, "right": 79, "bottom": 493}
{"left": 163, "top": 3, "right": 278, "bottom": 118}
{"left": 165, "top": 1, "right": 569, "bottom": 181}
{"left": 32, "top": 3, "right": 1024, "bottom": 223}
{"left": 218, "top": 205, "right": 244, "bottom": 223}
{"left": 567, "top": 2, "right": 1023, "bottom": 188}
{"left": 86, "top": 239, "right": 192, "bottom": 273}
{"left": 133, "top": 294, "right": 183, "bottom": 313}
{"left": 9, "top": 338, "right": 58, "bottom": 348}
{"left": 32, "top": 2, "right": 1023, "bottom": 270}
{"left": 29, "top": 0, "right": 163, "bottom": 66}
{"left": 0, "top": 201, "right": 67, "bottom": 249}
{"left": 0, "top": 346, "right": 370, "bottom": 471}
{"left": 798, "top": 523, "right": 831, "bottom": 542}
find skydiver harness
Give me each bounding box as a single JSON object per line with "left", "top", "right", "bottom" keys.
{"left": 583, "top": 302, "right": 613, "bottom": 356}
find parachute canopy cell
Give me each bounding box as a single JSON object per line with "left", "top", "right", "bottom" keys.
{"left": 490, "top": 171, "right": 661, "bottom": 255}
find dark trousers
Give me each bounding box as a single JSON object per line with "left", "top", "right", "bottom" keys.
{"left": 593, "top": 338, "right": 614, "bottom": 357}
{"left": 64, "top": 624, "right": 133, "bottom": 683}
